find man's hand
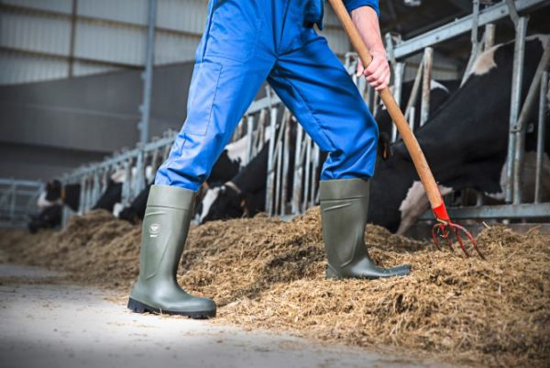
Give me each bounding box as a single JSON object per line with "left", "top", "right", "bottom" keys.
{"left": 355, "top": 50, "right": 390, "bottom": 91}
{"left": 351, "top": 6, "right": 390, "bottom": 91}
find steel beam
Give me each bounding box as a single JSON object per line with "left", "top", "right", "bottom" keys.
{"left": 138, "top": 0, "right": 157, "bottom": 145}
{"left": 392, "top": 0, "right": 547, "bottom": 60}
{"left": 421, "top": 203, "right": 550, "bottom": 219}
{"left": 534, "top": 72, "right": 548, "bottom": 204}
{"left": 505, "top": 16, "right": 528, "bottom": 203}
{"left": 420, "top": 47, "right": 433, "bottom": 126}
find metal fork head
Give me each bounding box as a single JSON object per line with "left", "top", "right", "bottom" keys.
{"left": 431, "top": 221, "right": 485, "bottom": 259}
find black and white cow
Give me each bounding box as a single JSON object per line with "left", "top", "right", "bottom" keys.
{"left": 208, "top": 135, "right": 248, "bottom": 185}
{"left": 117, "top": 135, "right": 250, "bottom": 223}
{"left": 368, "top": 35, "right": 550, "bottom": 234}
{"left": 117, "top": 184, "right": 152, "bottom": 224}
{"left": 375, "top": 78, "right": 460, "bottom": 140}
{"left": 198, "top": 143, "right": 271, "bottom": 223}
{"left": 92, "top": 178, "right": 123, "bottom": 213}
{"left": 38, "top": 180, "right": 81, "bottom": 212}
{"left": 31, "top": 175, "right": 119, "bottom": 231}
{"left": 28, "top": 204, "right": 63, "bottom": 234}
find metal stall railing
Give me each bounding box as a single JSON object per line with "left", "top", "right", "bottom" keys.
{"left": 0, "top": 179, "right": 44, "bottom": 228}
{"left": 58, "top": 88, "right": 285, "bottom": 224}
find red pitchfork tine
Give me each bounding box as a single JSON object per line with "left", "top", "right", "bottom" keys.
{"left": 329, "top": 0, "right": 484, "bottom": 259}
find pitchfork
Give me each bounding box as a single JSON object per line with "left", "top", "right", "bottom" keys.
{"left": 330, "top": 0, "right": 485, "bottom": 259}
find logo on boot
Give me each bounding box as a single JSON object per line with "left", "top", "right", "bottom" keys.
{"left": 149, "top": 223, "right": 160, "bottom": 238}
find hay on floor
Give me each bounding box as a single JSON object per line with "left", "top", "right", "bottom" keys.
{"left": 1, "top": 208, "right": 548, "bottom": 367}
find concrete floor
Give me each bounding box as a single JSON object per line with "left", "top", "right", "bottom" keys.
{"left": 0, "top": 264, "right": 457, "bottom": 368}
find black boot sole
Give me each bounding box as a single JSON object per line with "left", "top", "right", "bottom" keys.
{"left": 127, "top": 298, "right": 216, "bottom": 319}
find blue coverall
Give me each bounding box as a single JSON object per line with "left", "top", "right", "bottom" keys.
{"left": 156, "top": 0, "right": 381, "bottom": 191}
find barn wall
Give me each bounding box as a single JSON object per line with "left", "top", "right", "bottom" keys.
{"left": 0, "top": 0, "right": 353, "bottom": 86}
{"left": 0, "top": 61, "right": 197, "bottom": 181}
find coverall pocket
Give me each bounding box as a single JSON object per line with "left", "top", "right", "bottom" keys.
{"left": 182, "top": 61, "right": 223, "bottom": 136}
{"left": 204, "top": 0, "right": 262, "bottom": 63}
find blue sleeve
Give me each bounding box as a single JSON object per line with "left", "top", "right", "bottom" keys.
{"left": 343, "top": 0, "right": 380, "bottom": 17}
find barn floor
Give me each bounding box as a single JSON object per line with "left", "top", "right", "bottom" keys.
{"left": 0, "top": 263, "right": 455, "bottom": 368}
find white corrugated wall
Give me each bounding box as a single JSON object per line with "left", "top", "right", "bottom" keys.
{"left": 0, "top": 0, "right": 354, "bottom": 85}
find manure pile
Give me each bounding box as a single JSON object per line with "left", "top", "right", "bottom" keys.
{"left": 1, "top": 208, "right": 549, "bottom": 367}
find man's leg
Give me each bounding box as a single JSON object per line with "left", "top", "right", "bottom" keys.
{"left": 129, "top": 0, "right": 275, "bottom": 317}
{"left": 268, "top": 29, "right": 411, "bottom": 279}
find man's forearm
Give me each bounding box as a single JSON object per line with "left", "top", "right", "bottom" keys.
{"left": 351, "top": 6, "right": 385, "bottom": 56}
{"left": 351, "top": 6, "right": 390, "bottom": 91}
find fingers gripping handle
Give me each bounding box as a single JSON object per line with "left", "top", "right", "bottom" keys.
{"left": 328, "top": 0, "right": 445, "bottom": 214}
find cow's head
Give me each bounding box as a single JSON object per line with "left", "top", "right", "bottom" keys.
{"left": 45, "top": 180, "right": 63, "bottom": 202}
{"left": 198, "top": 184, "right": 245, "bottom": 224}
{"left": 28, "top": 205, "right": 62, "bottom": 234}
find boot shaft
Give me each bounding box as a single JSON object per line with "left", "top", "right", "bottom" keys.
{"left": 319, "top": 179, "right": 370, "bottom": 268}
{"left": 139, "top": 185, "right": 195, "bottom": 282}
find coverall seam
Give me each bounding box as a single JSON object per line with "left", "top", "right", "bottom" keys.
{"left": 275, "top": 72, "right": 338, "bottom": 156}
{"left": 162, "top": 137, "right": 187, "bottom": 180}
{"left": 183, "top": 61, "right": 223, "bottom": 137}
{"left": 199, "top": 0, "right": 217, "bottom": 62}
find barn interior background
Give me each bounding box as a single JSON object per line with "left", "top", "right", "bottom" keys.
{"left": 0, "top": 0, "right": 549, "bottom": 233}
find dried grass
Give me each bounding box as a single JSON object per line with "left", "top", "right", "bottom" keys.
{"left": 1, "top": 208, "right": 548, "bottom": 367}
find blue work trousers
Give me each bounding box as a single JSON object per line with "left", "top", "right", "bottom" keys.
{"left": 156, "top": 0, "right": 379, "bottom": 190}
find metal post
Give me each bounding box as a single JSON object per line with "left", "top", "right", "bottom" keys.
{"left": 483, "top": 23, "right": 496, "bottom": 51}
{"left": 302, "top": 136, "right": 312, "bottom": 213}
{"left": 275, "top": 126, "right": 283, "bottom": 216}
{"left": 292, "top": 124, "right": 304, "bottom": 215}
{"left": 121, "top": 160, "right": 132, "bottom": 206}
{"left": 534, "top": 71, "right": 548, "bottom": 204}
{"left": 404, "top": 58, "right": 424, "bottom": 124}
{"left": 91, "top": 172, "right": 100, "bottom": 205}
{"left": 505, "top": 16, "right": 528, "bottom": 203}
{"left": 135, "top": 148, "right": 146, "bottom": 196}
{"left": 409, "top": 106, "right": 416, "bottom": 131}
{"left": 265, "top": 106, "right": 278, "bottom": 216}
{"left": 253, "top": 109, "right": 267, "bottom": 156}
{"left": 513, "top": 46, "right": 550, "bottom": 204}
{"left": 84, "top": 176, "right": 92, "bottom": 212}
{"left": 68, "top": 0, "right": 78, "bottom": 78}
{"left": 245, "top": 115, "right": 254, "bottom": 165}
{"left": 281, "top": 119, "right": 291, "bottom": 215}
{"left": 461, "top": 0, "right": 481, "bottom": 85}
{"left": 310, "top": 143, "right": 320, "bottom": 207}
{"left": 420, "top": 47, "right": 433, "bottom": 126}
{"left": 138, "top": 0, "right": 157, "bottom": 145}
{"left": 78, "top": 177, "right": 86, "bottom": 214}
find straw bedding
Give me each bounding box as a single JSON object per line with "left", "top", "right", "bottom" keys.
{"left": 1, "top": 208, "right": 548, "bottom": 367}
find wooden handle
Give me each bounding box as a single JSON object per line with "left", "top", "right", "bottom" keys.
{"left": 328, "top": 0, "right": 444, "bottom": 210}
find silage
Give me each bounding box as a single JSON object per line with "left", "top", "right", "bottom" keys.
{"left": 1, "top": 208, "right": 548, "bottom": 367}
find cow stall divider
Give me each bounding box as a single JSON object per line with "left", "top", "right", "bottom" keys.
{"left": 49, "top": 0, "right": 549, "bottom": 232}
{"left": 0, "top": 179, "right": 44, "bottom": 228}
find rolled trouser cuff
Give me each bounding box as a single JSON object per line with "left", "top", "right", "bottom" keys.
{"left": 319, "top": 178, "right": 370, "bottom": 201}
{"left": 146, "top": 185, "right": 195, "bottom": 210}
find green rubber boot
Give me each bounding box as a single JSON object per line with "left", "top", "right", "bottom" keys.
{"left": 320, "top": 178, "right": 411, "bottom": 279}
{"left": 128, "top": 185, "right": 216, "bottom": 318}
